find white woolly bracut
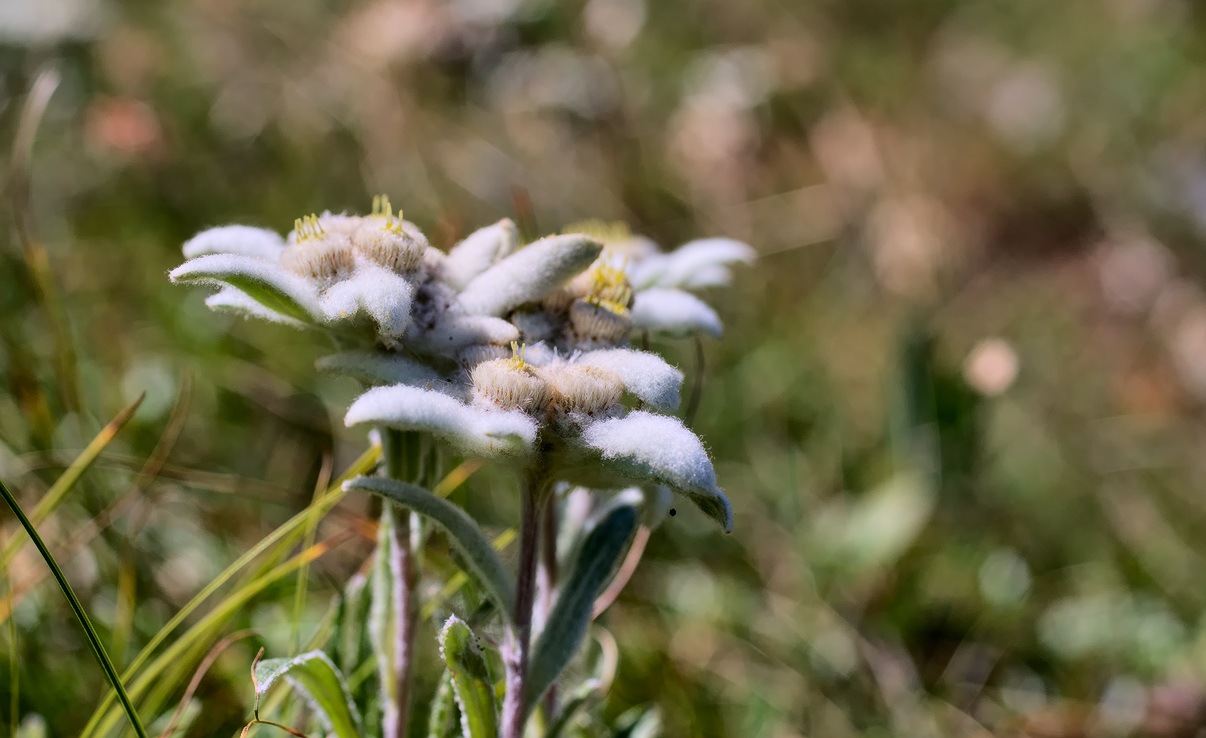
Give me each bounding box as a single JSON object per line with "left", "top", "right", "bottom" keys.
{"left": 345, "top": 384, "right": 538, "bottom": 458}
{"left": 170, "top": 252, "right": 323, "bottom": 323}
{"left": 316, "top": 351, "right": 445, "bottom": 388}
{"left": 456, "top": 234, "right": 602, "bottom": 316}
{"left": 630, "top": 288, "right": 724, "bottom": 338}
{"left": 205, "top": 286, "right": 307, "bottom": 327}
{"left": 443, "top": 219, "right": 519, "bottom": 289}
{"left": 575, "top": 349, "right": 683, "bottom": 411}
{"left": 182, "top": 225, "right": 286, "bottom": 260}
{"left": 628, "top": 237, "right": 755, "bottom": 290}
{"left": 579, "top": 410, "right": 733, "bottom": 532}
{"left": 318, "top": 262, "right": 415, "bottom": 339}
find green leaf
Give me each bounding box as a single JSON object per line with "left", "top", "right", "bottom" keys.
{"left": 253, "top": 651, "right": 363, "bottom": 738}
{"left": 438, "top": 616, "right": 498, "bottom": 738}
{"left": 346, "top": 476, "right": 517, "bottom": 619}
{"left": 524, "top": 504, "right": 638, "bottom": 716}
{"left": 334, "top": 573, "right": 369, "bottom": 685}
{"left": 426, "top": 670, "right": 460, "bottom": 738}
{"left": 544, "top": 678, "right": 601, "bottom": 738}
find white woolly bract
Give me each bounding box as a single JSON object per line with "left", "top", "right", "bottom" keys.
{"left": 510, "top": 309, "right": 560, "bottom": 343}
{"left": 630, "top": 288, "right": 723, "bottom": 338}
{"left": 204, "top": 286, "right": 307, "bottom": 327}
{"left": 316, "top": 350, "right": 445, "bottom": 388}
{"left": 628, "top": 237, "right": 754, "bottom": 289}
{"left": 319, "top": 262, "right": 416, "bottom": 338}
{"left": 579, "top": 410, "right": 732, "bottom": 532}
{"left": 443, "top": 219, "right": 519, "bottom": 289}
{"left": 170, "top": 253, "right": 323, "bottom": 322}
{"left": 182, "top": 225, "right": 285, "bottom": 259}
{"left": 345, "top": 384, "right": 537, "bottom": 458}
{"left": 412, "top": 313, "right": 520, "bottom": 353}
{"left": 576, "top": 349, "right": 683, "bottom": 411}
{"left": 456, "top": 234, "right": 602, "bottom": 316}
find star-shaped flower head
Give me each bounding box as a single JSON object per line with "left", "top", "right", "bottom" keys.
{"left": 343, "top": 343, "right": 733, "bottom": 532}
{"left": 504, "top": 221, "right": 753, "bottom": 349}
{"left": 170, "top": 196, "right": 429, "bottom": 343}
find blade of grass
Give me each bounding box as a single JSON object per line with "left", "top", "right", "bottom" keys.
{"left": 157, "top": 629, "right": 258, "bottom": 738}
{"left": 420, "top": 529, "right": 516, "bottom": 621}
{"left": 11, "top": 66, "right": 79, "bottom": 413}
{"left": 89, "top": 533, "right": 353, "bottom": 738}
{"left": 81, "top": 445, "right": 378, "bottom": 738}
{"left": 0, "top": 393, "right": 144, "bottom": 570}
{"left": 0, "top": 475, "right": 149, "bottom": 738}
{"left": 291, "top": 450, "right": 333, "bottom": 654}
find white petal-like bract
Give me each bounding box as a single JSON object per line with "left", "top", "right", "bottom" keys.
{"left": 411, "top": 314, "right": 520, "bottom": 353}
{"left": 579, "top": 410, "right": 732, "bottom": 532}
{"left": 182, "top": 225, "right": 286, "bottom": 260}
{"left": 576, "top": 349, "right": 683, "bottom": 411}
{"left": 630, "top": 288, "right": 723, "bottom": 338}
{"left": 204, "top": 286, "right": 307, "bottom": 326}
{"left": 170, "top": 253, "right": 322, "bottom": 323}
{"left": 457, "top": 234, "right": 602, "bottom": 316}
{"left": 319, "top": 263, "right": 415, "bottom": 338}
{"left": 345, "top": 385, "right": 537, "bottom": 458}
{"left": 630, "top": 237, "right": 754, "bottom": 289}
{"left": 442, "top": 219, "right": 519, "bottom": 289}
{"left": 317, "top": 351, "right": 446, "bottom": 388}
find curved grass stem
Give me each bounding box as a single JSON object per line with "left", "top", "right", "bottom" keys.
{"left": 0, "top": 476, "right": 148, "bottom": 738}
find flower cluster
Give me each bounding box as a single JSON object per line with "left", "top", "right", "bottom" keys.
{"left": 170, "top": 198, "right": 751, "bottom": 531}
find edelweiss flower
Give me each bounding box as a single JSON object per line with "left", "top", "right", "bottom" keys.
{"left": 343, "top": 344, "right": 733, "bottom": 532}
{"left": 560, "top": 220, "right": 754, "bottom": 340}
{"left": 170, "top": 196, "right": 428, "bottom": 342}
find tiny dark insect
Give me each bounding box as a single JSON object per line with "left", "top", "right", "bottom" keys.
{"left": 669, "top": 508, "right": 676, "bottom": 517}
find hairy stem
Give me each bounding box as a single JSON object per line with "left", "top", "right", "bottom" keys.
{"left": 382, "top": 430, "right": 421, "bottom": 738}
{"left": 502, "top": 474, "right": 546, "bottom": 738}
{"left": 538, "top": 491, "right": 559, "bottom": 719}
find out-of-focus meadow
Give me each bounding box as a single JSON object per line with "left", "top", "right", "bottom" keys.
{"left": 6, "top": 0, "right": 1206, "bottom": 735}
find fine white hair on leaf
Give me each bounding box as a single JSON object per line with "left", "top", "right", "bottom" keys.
{"left": 630, "top": 288, "right": 723, "bottom": 338}
{"left": 204, "top": 286, "right": 307, "bottom": 327}
{"left": 345, "top": 384, "right": 538, "bottom": 458}
{"left": 629, "top": 237, "right": 754, "bottom": 289}
{"left": 579, "top": 410, "right": 732, "bottom": 532}
{"left": 319, "top": 262, "right": 416, "bottom": 338}
{"left": 456, "top": 234, "right": 602, "bottom": 316}
{"left": 576, "top": 349, "right": 683, "bottom": 411}
{"left": 170, "top": 253, "right": 322, "bottom": 324}
{"left": 412, "top": 314, "right": 520, "bottom": 353}
{"left": 317, "top": 351, "right": 446, "bottom": 388}
{"left": 443, "top": 219, "right": 520, "bottom": 289}
{"left": 182, "top": 225, "right": 286, "bottom": 260}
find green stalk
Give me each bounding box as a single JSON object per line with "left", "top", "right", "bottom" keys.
{"left": 0, "top": 476, "right": 148, "bottom": 738}
{"left": 501, "top": 473, "right": 549, "bottom": 738}
{"left": 382, "top": 430, "right": 421, "bottom": 738}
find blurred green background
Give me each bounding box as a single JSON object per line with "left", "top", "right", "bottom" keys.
{"left": 6, "top": 0, "right": 1206, "bottom": 735}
